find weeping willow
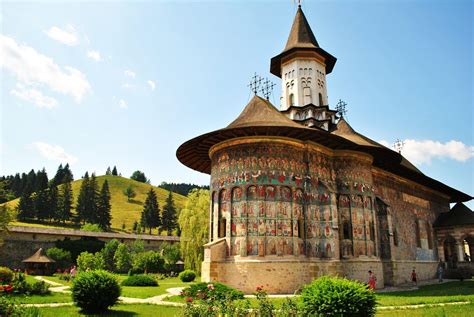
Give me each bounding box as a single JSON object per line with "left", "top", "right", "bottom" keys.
{"left": 178, "top": 189, "right": 209, "bottom": 274}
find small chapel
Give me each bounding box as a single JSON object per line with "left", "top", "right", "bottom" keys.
{"left": 177, "top": 6, "right": 473, "bottom": 293}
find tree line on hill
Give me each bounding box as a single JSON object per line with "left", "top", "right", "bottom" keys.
{"left": 158, "top": 182, "right": 209, "bottom": 196}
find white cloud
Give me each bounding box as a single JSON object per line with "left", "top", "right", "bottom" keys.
{"left": 30, "top": 142, "right": 78, "bottom": 165}
{"left": 10, "top": 84, "right": 58, "bottom": 109}
{"left": 122, "top": 83, "right": 134, "bottom": 89}
{"left": 119, "top": 99, "right": 127, "bottom": 109}
{"left": 45, "top": 25, "right": 79, "bottom": 46}
{"left": 0, "top": 35, "right": 91, "bottom": 102}
{"left": 87, "top": 50, "right": 102, "bottom": 62}
{"left": 124, "top": 70, "right": 136, "bottom": 78}
{"left": 147, "top": 80, "right": 156, "bottom": 91}
{"left": 379, "top": 139, "right": 474, "bottom": 165}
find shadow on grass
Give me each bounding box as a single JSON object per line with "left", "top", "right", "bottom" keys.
{"left": 127, "top": 199, "right": 143, "bottom": 205}
{"left": 80, "top": 309, "right": 138, "bottom": 316}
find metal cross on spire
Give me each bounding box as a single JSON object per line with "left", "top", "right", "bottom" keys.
{"left": 335, "top": 99, "right": 348, "bottom": 118}
{"left": 260, "top": 78, "right": 276, "bottom": 100}
{"left": 247, "top": 73, "right": 262, "bottom": 95}
{"left": 393, "top": 139, "right": 405, "bottom": 154}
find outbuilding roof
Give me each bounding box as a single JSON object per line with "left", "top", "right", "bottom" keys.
{"left": 433, "top": 203, "right": 474, "bottom": 227}
{"left": 22, "top": 248, "right": 55, "bottom": 263}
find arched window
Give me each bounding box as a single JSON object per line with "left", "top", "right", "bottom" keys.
{"left": 343, "top": 221, "right": 351, "bottom": 240}
{"left": 298, "top": 217, "right": 304, "bottom": 239}
{"left": 303, "top": 87, "right": 311, "bottom": 104}
{"left": 415, "top": 220, "right": 421, "bottom": 248}
{"left": 393, "top": 227, "right": 398, "bottom": 246}
{"left": 218, "top": 190, "right": 227, "bottom": 238}
{"left": 289, "top": 93, "right": 295, "bottom": 107}
{"left": 318, "top": 93, "right": 323, "bottom": 106}
{"left": 369, "top": 221, "right": 375, "bottom": 241}
{"left": 426, "top": 222, "right": 433, "bottom": 249}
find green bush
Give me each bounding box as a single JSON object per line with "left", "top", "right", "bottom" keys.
{"left": 132, "top": 251, "right": 164, "bottom": 273}
{"left": 114, "top": 243, "right": 132, "bottom": 273}
{"left": 182, "top": 282, "right": 244, "bottom": 302}
{"left": 80, "top": 223, "right": 103, "bottom": 232}
{"left": 29, "top": 281, "right": 50, "bottom": 295}
{"left": 121, "top": 274, "right": 158, "bottom": 286}
{"left": 56, "top": 237, "right": 105, "bottom": 263}
{"left": 46, "top": 247, "right": 72, "bottom": 269}
{"left": 101, "top": 239, "right": 120, "bottom": 271}
{"left": 300, "top": 276, "right": 377, "bottom": 317}
{"left": 72, "top": 270, "right": 121, "bottom": 313}
{"left": 0, "top": 267, "right": 13, "bottom": 284}
{"left": 76, "top": 251, "right": 105, "bottom": 272}
{"left": 11, "top": 273, "right": 30, "bottom": 294}
{"left": 179, "top": 270, "right": 196, "bottom": 282}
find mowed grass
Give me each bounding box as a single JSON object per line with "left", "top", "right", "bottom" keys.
{"left": 8, "top": 292, "right": 72, "bottom": 304}
{"left": 376, "top": 280, "right": 474, "bottom": 306}
{"left": 377, "top": 302, "right": 474, "bottom": 316}
{"left": 34, "top": 304, "right": 182, "bottom": 317}
{"left": 4, "top": 175, "right": 187, "bottom": 232}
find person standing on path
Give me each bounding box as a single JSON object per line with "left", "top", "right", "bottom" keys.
{"left": 368, "top": 270, "right": 377, "bottom": 290}
{"left": 411, "top": 269, "right": 417, "bottom": 285}
{"left": 437, "top": 261, "right": 444, "bottom": 282}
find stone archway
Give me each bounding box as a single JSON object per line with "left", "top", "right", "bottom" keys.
{"left": 462, "top": 235, "right": 474, "bottom": 262}
{"left": 443, "top": 236, "right": 458, "bottom": 268}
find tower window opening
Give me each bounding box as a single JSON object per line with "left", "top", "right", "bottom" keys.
{"left": 298, "top": 217, "right": 304, "bottom": 239}
{"left": 218, "top": 218, "right": 226, "bottom": 238}
{"left": 289, "top": 93, "right": 295, "bottom": 107}
{"left": 319, "top": 93, "right": 323, "bottom": 106}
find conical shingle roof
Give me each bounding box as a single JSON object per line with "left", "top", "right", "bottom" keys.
{"left": 22, "top": 248, "right": 55, "bottom": 263}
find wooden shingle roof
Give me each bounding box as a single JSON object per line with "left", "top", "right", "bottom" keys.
{"left": 434, "top": 203, "right": 474, "bottom": 227}
{"left": 22, "top": 248, "right": 55, "bottom": 263}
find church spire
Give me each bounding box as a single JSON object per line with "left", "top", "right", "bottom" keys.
{"left": 284, "top": 6, "right": 320, "bottom": 52}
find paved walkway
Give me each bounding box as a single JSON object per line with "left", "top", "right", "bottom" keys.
{"left": 34, "top": 276, "right": 71, "bottom": 293}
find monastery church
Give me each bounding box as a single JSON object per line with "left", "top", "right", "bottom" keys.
{"left": 177, "top": 6, "right": 473, "bottom": 293}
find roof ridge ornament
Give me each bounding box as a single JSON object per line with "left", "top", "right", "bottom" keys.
{"left": 335, "top": 99, "right": 347, "bottom": 118}
{"left": 393, "top": 139, "right": 405, "bottom": 154}
{"left": 247, "top": 73, "right": 275, "bottom": 100}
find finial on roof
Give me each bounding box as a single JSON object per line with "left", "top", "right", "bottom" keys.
{"left": 393, "top": 139, "right": 405, "bottom": 154}
{"left": 335, "top": 99, "right": 348, "bottom": 118}
{"left": 247, "top": 73, "right": 262, "bottom": 95}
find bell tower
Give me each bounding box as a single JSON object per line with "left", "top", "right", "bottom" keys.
{"left": 270, "top": 6, "right": 338, "bottom": 130}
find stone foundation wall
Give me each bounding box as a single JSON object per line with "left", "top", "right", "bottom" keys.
{"left": 339, "top": 259, "right": 384, "bottom": 289}
{"left": 390, "top": 261, "right": 438, "bottom": 285}
{"left": 203, "top": 258, "right": 340, "bottom": 294}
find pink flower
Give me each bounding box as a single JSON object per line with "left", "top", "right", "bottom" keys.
{"left": 207, "top": 284, "right": 215, "bottom": 290}
{"left": 186, "top": 297, "right": 193, "bottom": 303}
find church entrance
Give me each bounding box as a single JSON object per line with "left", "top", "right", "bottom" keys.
{"left": 443, "top": 236, "right": 458, "bottom": 268}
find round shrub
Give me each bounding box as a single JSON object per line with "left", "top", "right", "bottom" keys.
{"left": 72, "top": 270, "right": 121, "bottom": 313}
{"left": 0, "top": 267, "right": 13, "bottom": 284}
{"left": 179, "top": 269, "right": 196, "bottom": 282}
{"left": 301, "top": 276, "right": 377, "bottom": 317}
{"left": 121, "top": 275, "right": 158, "bottom": 287}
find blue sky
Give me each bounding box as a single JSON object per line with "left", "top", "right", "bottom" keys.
{"left": 1, "top": 0, "right": 472, "bottom": 206}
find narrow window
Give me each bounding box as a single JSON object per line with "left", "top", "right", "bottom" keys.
{"left": 318, "top": 93, "right": 323, "bottom": 106}
{"left": 343, "top": 221, "right": 351, "bottom": 240}
{"left": 289, "top": 93, "right": 295, "bottom": 107}
{"left": 415, "top": 220, "right": 421, "bottom": 248}
{"left": 426, "top": 222, "right": 433, "bottom": 249}
{"left": 298, "top": 217, "right": 304, "bottom": 239}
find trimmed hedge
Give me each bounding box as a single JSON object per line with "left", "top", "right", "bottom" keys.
{"left": 179, "top": 270, "right": 196, "bottom": 282}
{"left": 121, "top": 275, "right": 158, "bottom": 287}
{"left": 0, "top": 267, "right": 13, "bottom": 284}
{"left": 72, "top": 270, "right": 121, "bottom": 313}
{"left": 301, "top": 276, "right": 377, "bottom": 317}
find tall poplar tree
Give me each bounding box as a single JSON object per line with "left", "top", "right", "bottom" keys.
{"left": 97, "top": 180, "right": 112, "bottom": 230}
{"left": 141, "top": 189, "right": 161, "bottom": 234}
{"left": 161, "top": 191, "right": 177, "bottom": 235}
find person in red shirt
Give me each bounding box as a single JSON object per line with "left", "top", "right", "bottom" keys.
{"left": 411, "top": 269, "right": 417, "bottom": 285}
{"left": 368, "top": 270, "right": 376, "bottom": 290}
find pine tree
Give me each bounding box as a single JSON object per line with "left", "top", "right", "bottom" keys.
{"left": 112, "top": 166, "right": 118, "bottom": 176}
{"left": 76, "top": 173, "right": 90, "bottom": 223}
{"left": 24, "top": 169, "right": 36, "bottom": 194}
{"left": 52, "top": 164, "right": 64, "bottom": 187}
{"left": 48, "top": 184, "right": 58, "bottom": 222}
{"left": 17, "top": 193, "right": 35, "bottom": 220}
{"left": 106, "top": 167, "right": 112, "bottom": 175}
{"left": 34, "top": 189, "right": 50, "bottom": 221}
{"left": 35, "top": 168, "right": 49, "bottom": 191}
{"left": 11, "top": 173, "right": 21, "bottom": 197}
{"left": 97, "top": 180, "right": 112, "bottom": 230}
{"left": 87, "top": 173, "right": 100, "bottom": 224}
{"left": 58, "top": 178, "right": 73, "bottom": 222}
{"left": 63, "top": 164, "right": 73, "bottom": 182}
{"left": 141, "top": 189, "right": 161, "bottom": 234}
{"left": 161, "top": 191, "right": 177, "bottom": 235}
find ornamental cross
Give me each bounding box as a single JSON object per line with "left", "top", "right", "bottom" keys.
{"left": 260, "top": 78, "right": 276, "bottom": 100}
{"left": 247, "top": 73, "right": 262, "bottom": 95}
{"left": 335, "top": 99, "right": 348, "bottom": 117}
{"left": 393, "top": 139, "right": 405, "bottom": 154}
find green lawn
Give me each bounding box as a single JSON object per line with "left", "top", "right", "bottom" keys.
{"left": 377, "top": 302, "right": 474, "bottom": 316}
{"left": 40, "top": 275, "right": 69, "bottom": 286}
{"left": 376, "top": 281, "right": 474, "bottom": 306}
{"left": 120, "top": 276, "right": 192, "bottom": 299}
{"left": 8, "top": 292, "right": 72, "bottom": 304}
{"left": 33, "top": 304, "right": 182, "bottom": 317}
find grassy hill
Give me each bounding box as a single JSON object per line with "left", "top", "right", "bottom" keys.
{"left": 3, "top": 175, "right": 187, "bottom": 233}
